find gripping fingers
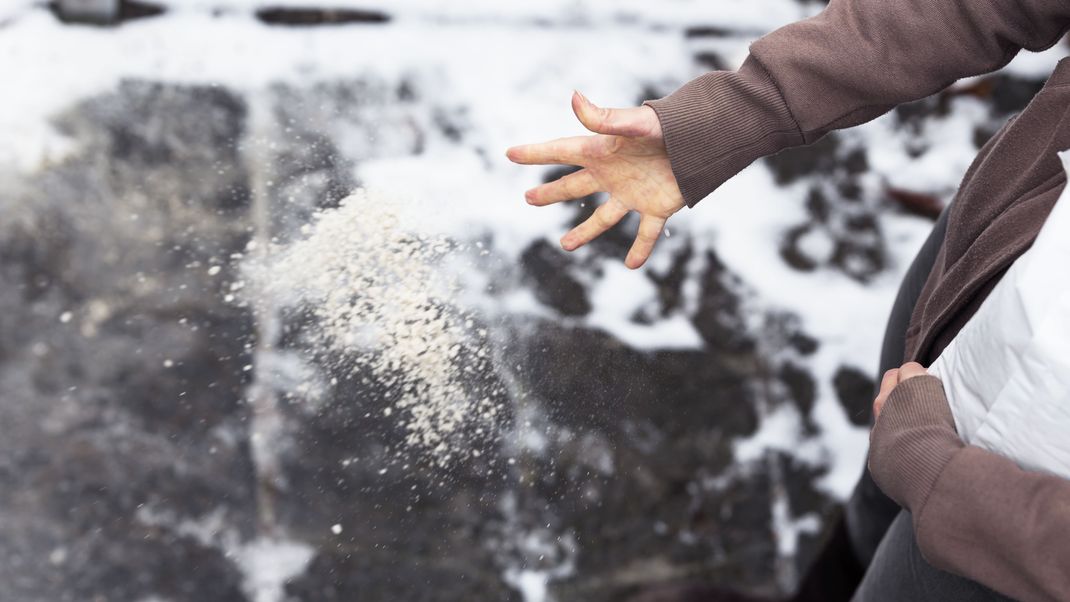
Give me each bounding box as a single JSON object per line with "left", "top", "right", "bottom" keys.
{"left": 526, "top": 169, "right": 599, "bottom": 206}
{"left": 873, "top": 368, "right": 900, "bottom": 420}
{"left": 625, "top": 216, "right": 665, "bottom": 269}
{"left": 560, "top": 198, "right": 628, "bottom": 251}
{"left": 897, "top": 361, "right": 928, "bottom": 383}
{"left": 506, "top": 136, "right": 591, "bottom": 166}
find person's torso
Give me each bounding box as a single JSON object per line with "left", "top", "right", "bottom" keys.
{"left": 906, "top": 56, "right": 1070, "bottom": 364}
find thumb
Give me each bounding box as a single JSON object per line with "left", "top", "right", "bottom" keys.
{"left": 572, "top": 91, "right": 659, "bottom": 137}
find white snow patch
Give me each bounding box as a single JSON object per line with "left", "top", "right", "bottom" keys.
{"left": 584, "top": 261, "right": 703, "bottom": 350}
{"left": 772, "top": 495, "right": 821, "bottom": 557}
{"left": 234, "top": 538, "right": 316, "bottom": 602}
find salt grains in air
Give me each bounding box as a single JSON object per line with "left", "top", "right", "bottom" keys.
{"left": 247, "top": 190, "right": 502, "bottom": 465}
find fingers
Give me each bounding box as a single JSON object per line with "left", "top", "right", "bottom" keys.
{"left": 625, "top": 215, "right": 666, "bottom": 269}
{"left": 525, "top": 169, "right": 599, "bottom": 206}
{"left": 872, "top": 363, "right": 929, "bottom": 421}
{"left": 572, "top": 91, "right": 658, "bottom": 137}
{"left": 873, "top": 368, "right": 900, "bottom": 420}
{"left": 561, "top": 198, "right": 628, "bottom": 252}
{"left": 897, "top": 361, "right": 928, "bottom": 383}
{"left": 506, "top": 136, "right": 591, "bottom": 166}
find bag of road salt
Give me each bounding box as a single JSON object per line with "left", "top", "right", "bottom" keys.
{"left": 928, "top": 150, "right": 1070, "bottom": 480}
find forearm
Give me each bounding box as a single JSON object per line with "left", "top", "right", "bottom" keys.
{"left": 752, "top": 0, "right": 1069, "bottom": 138}
{"left": 870, "top": 376, "right": 1070, "bottom": 602}
{"left": 650, "top": 0, "right": 1070, "bottom": 207}
{"left": 645, "top": 57, "right": 800, "bottom": 208}
{"left": 916, "top": 447, "right": 1070, "bottom": 602}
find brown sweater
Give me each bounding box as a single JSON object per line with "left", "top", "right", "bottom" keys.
{"left": 646, "top": 1, "right": 1070, "bottom": 600}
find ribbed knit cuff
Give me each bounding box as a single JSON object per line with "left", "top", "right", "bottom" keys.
{"left": 644, "top": 55, "right": 803, "bottom": 208}
{"left": 868, "top": 375, "right": 964, "bottom": 513}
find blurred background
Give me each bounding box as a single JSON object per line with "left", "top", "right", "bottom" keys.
{"left": 1, "top": 1, "right": 1067, "bottom": 601}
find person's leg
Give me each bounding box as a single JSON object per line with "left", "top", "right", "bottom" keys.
{"left": 844, "top": 207, "right": 950, "bottom": 565}
{"left": 792, "top": 209, "right": 951, "bottom": 602}
{"left": 851, "top": 512, "right": 1014, "bottom": 602}
{"left": 848, "top": 206, "right": 1014, "bottom": 601}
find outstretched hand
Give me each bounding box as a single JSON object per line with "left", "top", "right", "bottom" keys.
{"left": 506, "top": 92, "right": 685, "bottom": 269}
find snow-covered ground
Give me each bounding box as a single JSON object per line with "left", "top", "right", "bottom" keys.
{"left": 1, "top": 1, "right": 1066, "bottom": 600}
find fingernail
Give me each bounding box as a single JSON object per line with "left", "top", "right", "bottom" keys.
{"left": 524, "top": 190, "right": 536, "bottom": 204}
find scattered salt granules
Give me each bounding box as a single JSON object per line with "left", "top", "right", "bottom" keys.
{"left": 247, "top": 189, "right": 502, "bottom": 464}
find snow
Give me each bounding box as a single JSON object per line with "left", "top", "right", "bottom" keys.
{"left": 0, "top": 0, "right": 1024, "bottom": 502}
{"left": 157, "top": 0, "right": 816, "bottom": 30}
{"left": 1, "top": 0, "right": 1061, "bottom": 595}
{"left": 867, "top": 96, "right": 990, "bottom": 193}
{"left": 584, "top": 261, "right": 704, "bottom": 349}
{"left": 234, "top": 538, "right": 316, "bottom": 602}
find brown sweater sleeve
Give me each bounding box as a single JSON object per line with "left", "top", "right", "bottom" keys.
{"left": 647, "top": 0, "right": 1070, "bottom": 207}
{"left": 869, "top": 376, "right": 1070, "bottom": 602}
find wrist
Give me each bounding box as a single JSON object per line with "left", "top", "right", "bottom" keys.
{"left": 644, "top": 55, "right": 802, "bottom": 207}
{"left": 868, "top": 375, "right": 964, "bottom": 512}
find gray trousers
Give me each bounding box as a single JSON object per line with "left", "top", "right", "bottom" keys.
{"left": 846, "top": 208, "right": 1012, "bottom": 602}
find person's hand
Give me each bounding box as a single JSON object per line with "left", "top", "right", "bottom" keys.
{"left": 506, "top": 91, "right": 685, "bottom": 269}
{"left": 872, "top": 362, "right": 930, "bottom": 420}
{"left": 868, "top": 362, "right": 961, "bottom": 511}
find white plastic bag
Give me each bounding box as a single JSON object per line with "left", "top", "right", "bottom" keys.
{"left": 928, "top": 150, "right": 1070, "bottom": 479}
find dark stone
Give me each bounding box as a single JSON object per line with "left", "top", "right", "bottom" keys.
{"left": 691, "top": 252, "right": 757, "bottom": 354}
{"left": 288, "top": 550, "right": 523, "bottom": 602}
{"left": 66, "top": 530, "right": 247, "bottom": 602}
{"left": 684, "top": 25, "right": 735, "bottom": 38}
{"left": 625, "top": 583, "right": 774, "bottom": 602}
{"left": 973, "top": 123, "right": 1001, "bottom": 149}
{"left": 647, "top": 242, "right": 695, "bottom": 317}
{"left": 837, "top": 179, "right": 863, "bottom": 202}
{"left": 638, "top": 84, "right": 670, "bottom": 104}
{"left": 805, "top": 188, "right": 830, "bottom": 223}
{"left": 833, "top": 366, "right": 876, "bottom": 427}
{"left": 831, "top": 235, "right": 884, "bottom": 283}
{"left": 255, "top": 6, "right": 391, "bottom": 26}
{"left": 894, "top": 96, "right": 946, "bottom": 134}
{"left": 779, "top": 361, "right": 816, "bottom": 421}
{"left": 776, "top": 452, "right": 836, "bottom": 523}
{"left": 779, "top": 224, "right": 820, "bottom": 273}
{"left": 842, "top": 147, "right": 868, "bottom": 175}
{"left": 521, "top": 239, "right": 593, "bottom": 316}
{"left": 764, "top": 134, "right": 841, "bottom": 185}
{"left": 986, "top": 74, "right": 1047, "bottom": 115}
{"left": 789, "top": 332, "right": 820, "bottom": 356}
{"left": 885, "top": 187, "right": 944, "bottom": 220}
{"left": 51, "top": 0, "right": 165, "bottom": 26}
{"left": 695, "top": 51, "right": 729, "bottom": 71}
{"left": 117, "top": 0, "right": 165, "bottom": 22}
{"left": 781, "top": 173, "right": 889, "bottom": 282}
